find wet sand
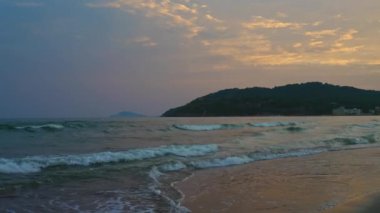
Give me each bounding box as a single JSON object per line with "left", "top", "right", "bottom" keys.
{"left": 176, "top": 148, "right": 380, "bottom": 213}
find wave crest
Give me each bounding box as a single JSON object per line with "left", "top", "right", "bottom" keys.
{"left": 173, "top": 124, "right": 242, "bottom": 131}
{"left": 190, "top": 148, "right": 326, "bottom": 169}
{"left": 0, "top": 144, "right": 218, "bottom": 174}
{"left": 0, "top": 123, "right": 64, "bottom": 132}
{"left": 249, "top": 121, "right": 298, "bottom": 127}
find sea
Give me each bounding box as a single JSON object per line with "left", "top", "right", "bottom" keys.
{"left": 1, "top": 116, "right": 380, "bottom": 212}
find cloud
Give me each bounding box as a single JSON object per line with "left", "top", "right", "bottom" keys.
{"left": 86, "top": 1, "right": 380, "bottom": 67}
{"left": 293, "top": 43, "right": 303, "bottom": 48}
{"left": 202, "top": 33, "right": 303, "bottom": 66}
{"left": 205, "top": 14, "right": 223, "bottom": 23}
{"left": 305, "top": 29, "right": 338, "bottom": 38}
{"left": 200, "top": 21, "right": 370, "bottom": 66}
{"left": 309, "top": 40, "right": 324, "bottom": 48}
{"left": 329, "top": 46, "right": 363, "bottom": 53}
{"left": 129, "top": 36, "right": 157, "bottom": 47}
{"left": 329, "top": 29, "right": 360, "bottom": 52}
{"left": 242, "top": 16, "right": 305, "bottom": 30}
{"left": 87, "top": 0, "right": 213, "bottom": 38}
{"left": 338, "top": 29, "right": 358, "bottom": 41}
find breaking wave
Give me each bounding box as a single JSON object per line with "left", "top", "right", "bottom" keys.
{"left": 159, "top": 161, "right": 187, "bottom": 172}
{"left": 0, "top": 144, "right": 218, "bottom": 174}
{"left": 154, "top": 135, "right": 379, "bottom": 171}
{"left": 249, "top": 121, "right": 298, "bottom": 127}
{"left": 351, "top": 122, "right": 380, "bottom": 129}
{"left": 324, "top": 135, "right": 378, "bottom": 146}
{"left": 16, "top": 124, "right": 65, "bottom": 131}
{"left": 173, "top": 124, "right": 242, "bottom": 131}
{"left": 0, "top": 123, "right": 64, "bottom": 132}
{"left": 173, "top": 121, "right": 299, "bottom": 131}
{"left": 190, "top": 148, "right": 326, "bottom": 169}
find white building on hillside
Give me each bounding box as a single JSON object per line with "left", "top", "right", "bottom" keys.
{"left": 332, "top": 107, "right": 362, "bottom": 115}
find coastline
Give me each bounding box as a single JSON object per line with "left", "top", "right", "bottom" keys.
{"left": 176, "top": 147, "right": 380, "bottom": 212}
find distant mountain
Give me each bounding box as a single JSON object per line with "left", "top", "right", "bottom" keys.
{"left": 111, "top": 111, "right": 146, "bottom": 118}
{"left": 162, "top": 82, "right": 380, "bottom": 117}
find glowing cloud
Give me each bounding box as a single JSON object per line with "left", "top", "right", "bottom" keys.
{"left": 87, "top": 0, "right": 380, "bottom": 67}
{"left": 242, "top": 16, "right": 305, "bottom": 30}
{"left": 305, "top": 29, "right": 338, "bottom": 38}
{"left": 87, "top": 0, "right": 213, "bottom": 38}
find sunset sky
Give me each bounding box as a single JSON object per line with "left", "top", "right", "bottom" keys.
{"left": 1, "top": 0, "right": 380, "bottom": 117}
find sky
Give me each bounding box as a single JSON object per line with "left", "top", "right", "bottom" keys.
{"left": 1, "top": 0, "right": 380, "bottom": 118}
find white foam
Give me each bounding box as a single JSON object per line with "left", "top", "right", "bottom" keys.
{"left": 148, "top": 167, "right": 163, "bottom": 186}
{"left": 190, "top": 156, "right": 252, "bottom": 169}
{"left": 250, "top": 121, "right": 297, "bottom": 127}
{"left": 352, "top": 122, "right": 380, "bottom": 129}
{"left": 0, "top": 144, "right": 218, "bottom": 174}
{"left": 15, "top": 124, "right": 64, "bottom": 130}
{"left": 147, "top": 166, "right": 190, "bottom": 213}
{"left": 0, "top": 159, "right": 42, "bottom": 173}
{"left": 173, "top": 124, "right": 241, "bottom": 131}
{"left": 190, "top": 148, "right": 326, "bottom": 169}
{"left": 159, "top": 162, "right": 187, "bottom": 172}
{"left": 94, "top": 196, "right": 125, "bottom": 213}
{"left": 325, "top": 135, "right": 377, "bottom": 146}
{"left": 249, "top": 148, "right": 326, "bottom": 161}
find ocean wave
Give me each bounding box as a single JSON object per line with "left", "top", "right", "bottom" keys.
{"left": 324, "top": 135, "right": 378, "bottom": 146}
{"left": 351, "top": 122, "right": 380, "bottom": 129}
{"left": 0, "top": 123, "right": 65, "bottom": 132}
{"left": 173, "top": 124, "right": 242, "bottom": 131}
{"left": 159, "top": 161, "right": 187, "bottom": 172}
{"left": 0, "top": 144, "right": 218, "bottom": 174}
{"left": 190, "top": 155, "right": 252, "bottom": 169}
{"left": 15, "top": 124, "right": 65, "bottom": 131}
{"left": 148, "top": 166, "right": 190, "bottom": 213}
{"left": 249, "top": 121, "right": 298, "bottom": 127}
{"left": 190, "top": 148, "right": 326, "bottom": 169}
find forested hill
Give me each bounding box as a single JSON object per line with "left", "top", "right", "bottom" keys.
{"left": 162, "top": 82, "right": 380, "bottom": 117}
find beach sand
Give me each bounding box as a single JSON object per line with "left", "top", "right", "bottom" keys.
{"left": 176, "top": 148, "right": 380, "bottom": 213}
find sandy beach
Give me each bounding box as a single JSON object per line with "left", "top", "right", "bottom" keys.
{"left": 177, "top": 148, "right": 380, "bottom": 213}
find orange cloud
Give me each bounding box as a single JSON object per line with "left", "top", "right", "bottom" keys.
{"left": 88, "top": 2, "right": 380, "bottom": 67}
{"left": 242, "top": 16, "right": 305, "bottom": 30}
{"left": 305, "top": 29, "right": 338, "bottom": 38}
{"left": 87, "top": 0, "right": 205, "bottom": 38}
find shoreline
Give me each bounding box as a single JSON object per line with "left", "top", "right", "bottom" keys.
{"left": 175, "top": 147, "right": 380, "bottom": 212}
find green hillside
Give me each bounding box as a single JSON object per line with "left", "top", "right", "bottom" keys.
{"left": 162, "top": 82, "right": 380, "bottom": 117}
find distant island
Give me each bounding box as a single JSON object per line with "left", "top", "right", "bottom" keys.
{"left": 162, "top": 82, "right": 380, "bottom": 117}
{"left": 110, "top": 111, "right": 146, "bottom": 118}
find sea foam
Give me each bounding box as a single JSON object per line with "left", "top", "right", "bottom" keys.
{"left": 159, "top": 161, "right": 187, "bottom": 172}
{"left": 190, "top": 148, "right": 326, "bottom": 169}
{"left": 173, "top": 124, "right": 242, "bottom": 131}
{"left": 173, "top": 121, "right": 298, "bottom": 131}
{"left": 0, "top": 123, "right": 65, "bottom": 132}
{"left": 249, "top": 121, "right": 298, "bottom": 127}
{"left": 16, "top": 124, "right": 65, "bottom": 131}
{"left": 0, "top": 144, "right": 218, "bottom": 174}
